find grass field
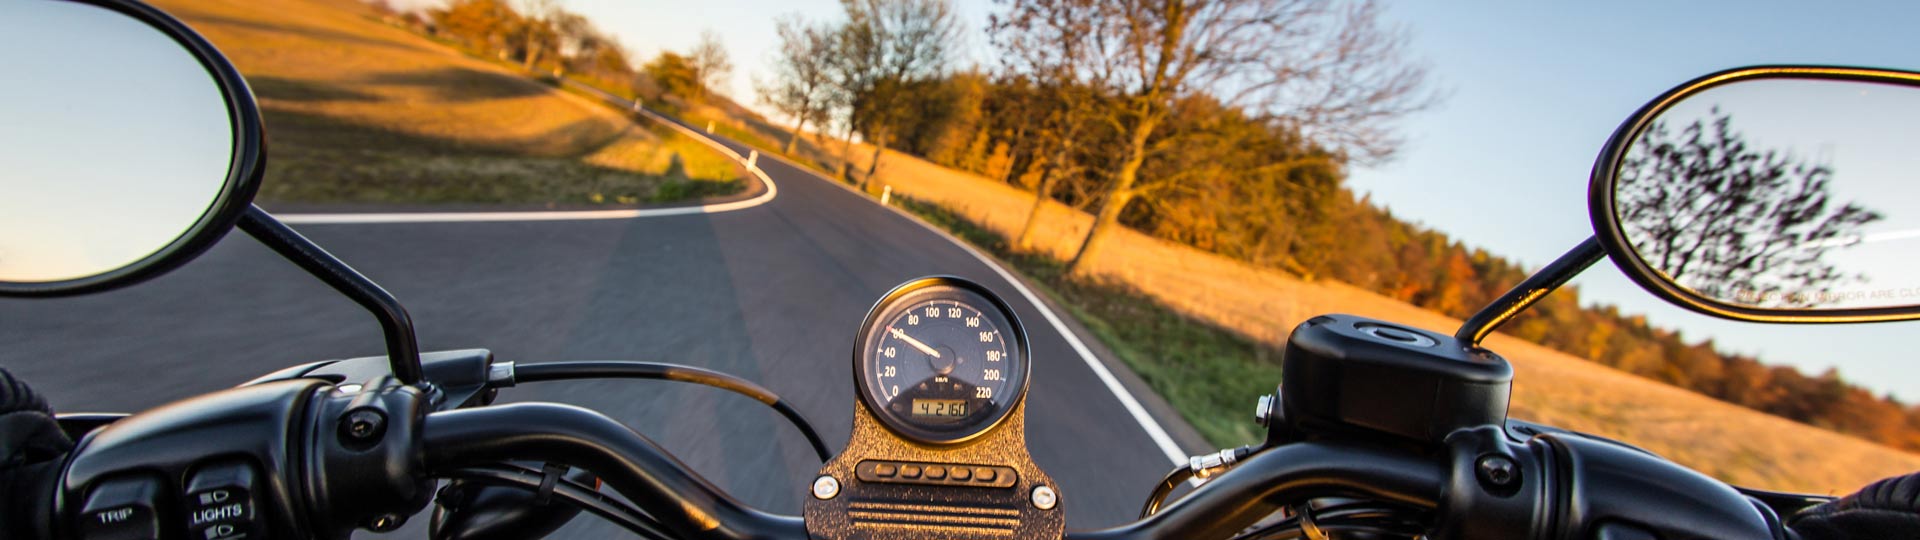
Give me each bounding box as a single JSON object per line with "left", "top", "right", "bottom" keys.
{"left": 861, "top": 137, "right": 1920, "bottom": 495}
{"left": 150, "top": 0, "right": 742, "bottom": 206}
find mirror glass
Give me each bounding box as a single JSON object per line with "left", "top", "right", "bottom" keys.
{"left": 1611, "top": 77, "right": 1920, "bottom": 312}
{"left": 0, "top": 1, "right": 235, "bottom": 284}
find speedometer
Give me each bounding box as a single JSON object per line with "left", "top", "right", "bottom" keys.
{"left": 854, "top": 276, "right": 1029, "bottom": 445}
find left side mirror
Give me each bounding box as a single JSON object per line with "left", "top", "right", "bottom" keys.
{"left": 1590, "top": 66, "right": 1920, "bottom": 323}
{"left": 0, "top": 0, "right": 263, "bottom": 297}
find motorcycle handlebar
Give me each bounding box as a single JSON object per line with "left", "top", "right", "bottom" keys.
{"left": 421, "top": 403, "right": 806, "bottom": 540}
{"left": 419, "top": 404, "right": 1447, "bottom": 540}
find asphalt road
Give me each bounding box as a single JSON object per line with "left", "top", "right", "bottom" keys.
{"left": 0, "top": 113, "right": 1216, "bottom": 534}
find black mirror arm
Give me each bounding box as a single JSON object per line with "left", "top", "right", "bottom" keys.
{"left": 238, "top": 205, "right": 425, "bottom": 384}
{"left": 1455, "top": 236, "right": 1605, "bottom": 347}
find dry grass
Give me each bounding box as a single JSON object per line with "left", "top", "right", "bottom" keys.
{"left": 841, "top": 143, "right": 1920, "bottom": 495}
{"left": 151, "top": 0, "right": 741, "bottom": 205}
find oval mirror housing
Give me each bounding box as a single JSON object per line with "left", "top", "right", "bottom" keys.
{"left": 0, "top": 0, "right": 263, "bottom": 297}
{"left": 1591, "top": 66, "right": 1920, "bottom": 323}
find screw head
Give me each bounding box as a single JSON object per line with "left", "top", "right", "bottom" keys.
{"left": 1476, "top": 455, "right": 1518, "bottom": 488}
{"left": 340, "top": 409, "right": 387, "bottom": 443}
{"left": 811, "top": 475, "right": 840, "bottom": 500}
{"left": 1031, "top": 485, "right": 1058, "bottom": 510}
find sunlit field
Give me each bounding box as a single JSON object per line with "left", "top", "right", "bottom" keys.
{"left": 149, "top": 0, "right": 742, "bottom": 206}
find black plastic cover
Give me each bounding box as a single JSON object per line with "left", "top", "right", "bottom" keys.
{"left": 1281, "top": 314, "right": 1512, "bottom": 446}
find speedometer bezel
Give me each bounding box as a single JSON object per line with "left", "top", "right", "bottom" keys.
{"left": 853, "top": 276, "right": 1031, "bottom": 445}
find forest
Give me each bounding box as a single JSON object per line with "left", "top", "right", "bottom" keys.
{"left": 397, "top": 0, "right": 1920, "bottom": 451}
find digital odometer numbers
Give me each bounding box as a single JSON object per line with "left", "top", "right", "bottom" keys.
{"left": 859, "top": 280, "right": 1027, "bottom": 444}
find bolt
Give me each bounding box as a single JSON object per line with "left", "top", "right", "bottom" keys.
{"left": 1031, "top": 485, "right": 1058, "bottom": 510}
{"left": 1476, "top": 455, "right": 1518, "bottom": 488}
{"left": 1254, "top": 394, "right": 1276, "bottom": 427}
{"left": 340, "top": 409, "right": 387, "bottom": 443}
{"left": 365, "top": 513, "right": 404, "bottom": 532}
{"left": 811, "top": 475, "right": 840, "bottom": 500}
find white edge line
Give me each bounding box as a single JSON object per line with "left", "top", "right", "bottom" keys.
{"left": 763, "top": 146, "right": 1195, "bottom": 471}
{"left": 275, "top": 100, "right": 1197, "bottom": 475}
{"left": 277, "top": 108, "right": 776, "bottom": 225}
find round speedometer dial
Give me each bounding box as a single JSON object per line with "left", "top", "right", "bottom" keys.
{"left": 856, "top": 277, "right": 1029, "bottom": 444}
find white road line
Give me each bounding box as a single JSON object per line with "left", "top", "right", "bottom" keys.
{"left": 750, "top": 145, "right": 1195, "bottom": 470}
{"left": 276, "top": 97, "right": 1196, "bottom": 470}
{"left": 278, "top": 107, "right": 776, "bottom": 225}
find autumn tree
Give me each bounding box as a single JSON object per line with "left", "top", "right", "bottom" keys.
{"left": 689, "top": 30, "right": 734, "bottom": 100}
{"left": 434, "top": 0, "right": 520, "bottom": 57}
{"left": 646, "top": 52, "right": 702, "bottom": 102}
{"left": 1616, "top": 108, "right": 1882, "bottom": 308}
{"left": 1025, "top": 0, "right": 1433, "bottom": 275}
{"left": 757, "top": 16, "right": 839, "bottom": 153}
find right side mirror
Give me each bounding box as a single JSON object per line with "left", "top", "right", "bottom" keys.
{"left": 1590, "top": 66, "right": 1920, "bottom": 323}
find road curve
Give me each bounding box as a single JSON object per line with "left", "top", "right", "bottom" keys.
{"left": 0, "top": 109, "right": 1211, "bottom": 534}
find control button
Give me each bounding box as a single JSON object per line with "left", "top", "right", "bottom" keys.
{"left": 899, "top": 465, "right": 922, "bottom": 479}
{"left": 924, "top": 466, "right": 946, "bottom": 480}
{"left": 973, "top": 467, "right": 996, "bottom": 482}
{"left": 949, "top": 467, "right": 971, "bottom": 481}
{"left": 872, "top": 463, "right": 898, "bottom": 477}
{"left": 77, "top": 475, "right": 163, "bottom": 540}
{"left": 185, "top": 461, "right": 264, "bottom": 540}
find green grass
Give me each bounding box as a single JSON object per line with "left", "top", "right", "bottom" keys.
{"left": 893, "top": 196, "right": 1284, "bottom": 447}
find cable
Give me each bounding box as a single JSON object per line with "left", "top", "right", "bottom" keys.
{"left": 440, "top": 465, "right": 677, "bottom": 540}
{"left": 1230, "top": 500, "right": 1430, "bottom": 540}
{"left": 510, "top": 361, "right": 833, "bottom": 462}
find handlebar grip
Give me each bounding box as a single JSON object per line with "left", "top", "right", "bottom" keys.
{"left": 0, "top": 366, "right": 70, "bottom": 540}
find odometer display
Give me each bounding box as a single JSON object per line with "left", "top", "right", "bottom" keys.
{"left": 856, "top": 277, "right": 1029, "bottom": 444}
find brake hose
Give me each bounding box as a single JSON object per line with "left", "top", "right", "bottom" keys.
{"left": 506, "top": 361, "right": 834, "bottom": 462}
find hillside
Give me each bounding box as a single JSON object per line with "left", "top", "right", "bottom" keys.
{"left": 149, "top": 0, "right": 742, "bottom": 206}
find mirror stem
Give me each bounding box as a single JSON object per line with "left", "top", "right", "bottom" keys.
{"left": 1455, "top": 236, "right": 1605, "bottom": 348}
{"left": 238, "top": 205, "right": 424, "bottom": 384}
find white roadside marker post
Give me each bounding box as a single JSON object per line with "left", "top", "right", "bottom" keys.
{"left": 632, "top": 98, "right": 642, "bottom": 112}
{"left": 881, "top": 185, "right": 892, "bottom": 206}
{"left": 706, "top": 121, "right": 715, "bottom": 134}
{"left": 747, "top": 150, "right": 759, "bottom": 171}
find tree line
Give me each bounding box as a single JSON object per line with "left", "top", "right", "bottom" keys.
{"left": 380, "top": 0, "right": 1920, "bottom": 451}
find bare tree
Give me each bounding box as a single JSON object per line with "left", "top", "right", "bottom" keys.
{"left": 757, "top": 16, "right": 838, "bottom": 153}
{"left": 1616, "top": 109, "right": 1882, "bottom": 307}
{"left": 991, "top": 0, "right": 1101, "bottom": 251}
{"left": 1021, "top": 0, "right": 1435, "bottom": 275}
{"left": 689, "top": 29, "right": 734, "bottom": 100}
{"left": 832, "top": 0, "right": 962, "bottom": 189}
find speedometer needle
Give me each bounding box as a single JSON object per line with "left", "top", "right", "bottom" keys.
{"left": 888, "top": 327, "right": 941, "bottom": 358}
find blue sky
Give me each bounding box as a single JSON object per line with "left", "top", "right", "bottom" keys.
{"left": 392, "top": 0, "right": 1920, "bottom": 400}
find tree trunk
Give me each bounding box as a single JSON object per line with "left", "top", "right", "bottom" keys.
{"left": 838, "top": 126, "right": 857, "bottom": 182}
{"left": 1066, "top": 117, "right": 1155, "bottom": 275}
{"left": 860, "top": 130, "right": 888, "bottom": 191}
{"left": 1015, "top": 140, "right": 1070, "bottom": 252}
{"left": 783, "top": 116, "right": 807, "bottom": 154}
{"left": 1015, "top": 165, "right": 1058, "bottom": 252}
{"left": 522, "top": 44, "right": 541, "bottom": 72}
